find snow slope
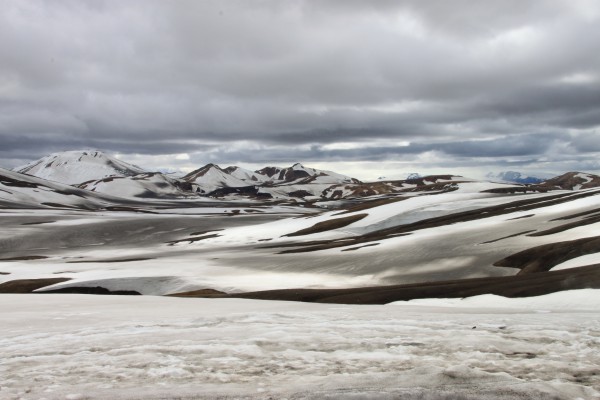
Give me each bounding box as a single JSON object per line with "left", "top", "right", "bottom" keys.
{"left": 77, "top": 172, "right": 194, "bottom": 199}
{"left": 0, "top": 293, "right": 598, "bottom": 399}
{"left": 0, "top": 167, "right": 124, "bottom": 209}
{"left": 14, "top": 150, "right": 147, "bottom": 185}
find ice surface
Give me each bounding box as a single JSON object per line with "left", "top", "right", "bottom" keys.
{"left": 0, "top": 293, "right": 598, "bottom": 399}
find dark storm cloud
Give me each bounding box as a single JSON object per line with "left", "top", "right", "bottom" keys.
{"left": 190, "top": 132, "right": 565, "bottom": 166}
{"left": 0, "top": 0, "right": 599, "bottom": 174}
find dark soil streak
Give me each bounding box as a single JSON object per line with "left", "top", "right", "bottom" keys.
{"left": 341, "top": 243, "right": 380, "bottom": 251}
{"left": 551, "top": 207, "right": 600, "bottom": 221}
{"left": 0, "top": 255, "right": 48, "bottom": 261}
{"left": 66, "top": 258, "right": 153, "bottom": 264}
{"left": 506, "top": 214, "right": 534, "bottom": 220}
{"left": 480, "top": 231, "right": 536, "bottom": 244}
{"left": 167, "top": 233, "right": 222, "bottom": 245}
{"left": 528, "top": 214, "right": 600, "bottom": 237}
{"left": 190, "top": 229, "right": 224, "bottom": 236}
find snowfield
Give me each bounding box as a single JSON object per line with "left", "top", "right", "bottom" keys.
{"left": 1, "top": 292, "right": 599, "bottom": 400}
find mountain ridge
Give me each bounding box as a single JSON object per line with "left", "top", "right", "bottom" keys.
{"left": 7, "top": 150, "right": 600, "bottom": 201}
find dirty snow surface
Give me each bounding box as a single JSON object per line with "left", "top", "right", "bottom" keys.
{"left": 1, "top": 292, "right": 599, "bottom": 400}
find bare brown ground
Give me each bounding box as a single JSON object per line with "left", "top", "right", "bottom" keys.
{"left": 0, "top": 278, "right": 71, "bottom": 293}
{"left": 171, "top": 264, "right": 600, "bottom": 304}
{"left": 166, "top": 288, "right": 226, "bottom": 297}
{"left": 42, "top": 286, "right": 141, "bottom": 295}
{"left": 494, "top": 235, "right": 600, "bottom": 274}
{"left": 283, "top": 213, "right": 368, "bottom": 237}
{"left": 334, "top": 197, "right": 406, "bottom": 215}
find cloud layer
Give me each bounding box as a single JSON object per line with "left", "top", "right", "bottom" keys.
{"left": 1, "top": 0, "right": 599, "bottom": 178}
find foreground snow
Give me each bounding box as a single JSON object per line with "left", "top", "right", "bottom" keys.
{"left": 1, "top": 292, "right": 599, "bottom": 399}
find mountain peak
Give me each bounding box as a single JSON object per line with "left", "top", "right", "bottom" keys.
{"left": 13, "top": 149, "right": 146, "bottom": 185}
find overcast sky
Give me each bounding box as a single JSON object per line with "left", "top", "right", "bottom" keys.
{"left": 1, "top": 0, "right": 600, "bottom": 179}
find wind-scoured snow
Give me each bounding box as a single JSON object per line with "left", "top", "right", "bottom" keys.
{"left": 0, "top": 293, "right": 598, "bottom": 399}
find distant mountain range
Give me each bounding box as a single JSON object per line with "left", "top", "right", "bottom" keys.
{"left": 486, "top": 171, "right": 549, "bottom": 184}
{"left": 9, "top": 150, "right": 361, "bottom": 201}
{"left": 4, "top": 150, "right": 600, "bottom": 207}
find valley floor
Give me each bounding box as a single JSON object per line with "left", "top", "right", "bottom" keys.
{"left": 1, "top": 292, "right": 599, "bottom": 400}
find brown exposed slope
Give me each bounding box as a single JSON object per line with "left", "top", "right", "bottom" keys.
{"left": 284, "top": 214, "right": 368, "bottom": 237}
{"left": 541, "top": 171, "right": 600, "bottom": 190}
{"left": 0, "top": 278, "right": 71, "bottom": 293}
{"left": 172, "top": 264, "right": 600, "bottom": 304}
{"left": 493, "top": 235, "right": 600, "bottom": 274}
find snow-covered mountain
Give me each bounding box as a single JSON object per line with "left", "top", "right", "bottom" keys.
{"left": 14, "top": 150, "right": 147, "bottom": 185}
{"left": 181, "top": 164, "right": 251, "bottom": 194}
{"left": 256, "top": 163, "right": 359, "bottom": 186}
{"left": 12, "top": 150, "right": 600, "bottom": 202}
{"left": 181, "top": 162, "right": 361, "bottom": 199}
